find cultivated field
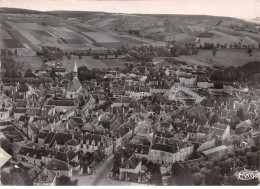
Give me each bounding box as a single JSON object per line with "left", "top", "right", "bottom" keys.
{"left": 83, "top": 32, "right": 119, "bottom": 43}
{"left": 62, "top": 56, "right": 125, "bottom": 71}
{"left": 1, "top": 14, "right": 146, "bottom": 54}
{"left": 12, "top": 56, "right": 43, "bottom": 71}
{"left": 175, "top": 49, "right": 260, "bottom": 67}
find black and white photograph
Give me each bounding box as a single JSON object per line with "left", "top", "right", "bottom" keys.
{"left": 0, "top": 0, "right": 260, "bottom": 186}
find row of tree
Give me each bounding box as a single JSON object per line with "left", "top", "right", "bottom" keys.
{"left": 211, "top": 61, "right": 260, "bottom": 87}
{"left": 171, "top": 146, "right": 260, "bottom": 185}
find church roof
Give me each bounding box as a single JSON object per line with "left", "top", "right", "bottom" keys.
{"left": 67, "top": 77, "right": 82, "bottom": 92}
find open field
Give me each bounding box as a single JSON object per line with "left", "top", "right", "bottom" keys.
{"left": 1, "top": 14, "right": 147, "bottom": 53}
{"left": 12, "top": 56, "right": 43, "bottom": 71}
{"left": 83, "top": 32, "right": 119, "bottom": 43}
{"left": 2, "top": 39, "right": 24, "bottom": 48}
{"left": 62, "top": 55, "right": 126, "bottom": 71}
{"left": 1, "top": 29, "right": 12, "bottom": 39}
{"left": 62, "top": 56, "right": 107, "bottom": 70}
{"left": 175, "top": 49, "right": 260, "bottom": 67}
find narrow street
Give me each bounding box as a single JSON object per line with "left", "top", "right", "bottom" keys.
{"left": 73, "top": 155, "right": 114, "bottom": 186}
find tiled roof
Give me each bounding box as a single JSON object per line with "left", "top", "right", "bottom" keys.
{"left": 126, "top": 143, "right": 150, "bottom": 155}
{"left": 209, "top": 127, "right": 225, "bottom": 137}
{"left": 19, "top": 115, "right": 30, "bottom": 122}
{"left": 120, "top": 154, "right": 140, "bottom": 169}
{"left": 197, "top": 126, "right": 210, "bottom": 134}
{"left": 66, "top": 150, "right": 78, "bottom": 161}
{"left": 47, "top": 99, "right": 77, "bottom": 106}
{"left": 16, "top": 99, "right": 27, "bottom": 108}
{"left": 151, "top": 143, "right": 177, "bottom": 154}
{"left": 42, "top": 149, "right": 67, "bottom": 162}
{"left": 18, "top": 146, "right": 43, "bottom": 159}
{"left": 67, "top": 77, "right": 82, "bottom": 92}
{"left": 33, "top": 169, "right": 56, "bottom": 184}
{"left": 27, "top": 108, "right": 41, "bottom": 117}
{"left": 212, "top": 123, "right": 228, "bottom": 130}
{"left": 46, "top": 159, "right": 71, "bottom": 171}
{"left": 14, "top": 108, "right": 27, "bottom": 114}
{"left": 65, "top": 139, "right": 79, "bottom": 146}
{"left": 38, "top": 132, "right": 49, "bottom": 140}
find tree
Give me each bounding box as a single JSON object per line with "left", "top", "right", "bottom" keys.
{"left": 171, "top": 162, "right": 185, "bottom": 176}
{"left": 212, "top": 46, "right": 217, "bottom": 56}
{"left": 24, "top": 68, "right": 36, "bottom": 78}
{"left": 18, "top": 83, "right": 28, "bottom": 93}
{"left": 236, "top": 107, "right": 245, "bottom": 121}
{"left": 247, "top": 48, "right": 253, "bottom": 56}
{"left": 146, "top": 162, "right": 162, "bottom": 185}
{"left": 14, "top": 49, "right": 18, "bottom": 57}
{"left": 192, "top": 172, "right": 205, "bottom": 185}
{"left": 57, "top": 175, "right": 78, "bottom": 186}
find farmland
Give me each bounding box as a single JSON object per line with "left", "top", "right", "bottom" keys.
{"left": 0, "top": 14, "right": 147, "bottom": 56}
{"left": 62, "top": 55, "right": 125, "bottom": 71}
{"left": 175, "top": 49, "right": 260, "bottom": 67}
{"left": 83, "top": 32, "right": 119, "bottom": 43}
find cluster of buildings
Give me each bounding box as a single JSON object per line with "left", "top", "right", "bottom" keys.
{"left": 1, "top": 58, "right": 260, "bottom": 186}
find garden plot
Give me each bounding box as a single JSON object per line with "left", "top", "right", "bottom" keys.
{"left": 2, "top": 39, "right": 24, "bottom": 48}
{"left": 47, "top": 29, "right": 71, "bottom": 40}
{"left": 63, "top": 32, "right": 93, "bottom": 43}
{"left": 1, "top": 30, "right": 12, "bottom": 39}
{"left": 2, "top": 21, "right": 13, "bottom": 29}
{"left": 14, "top": 23, "right": 45, "bottom": 30}
{"left": 5, "top": 29, "right": 31, "bottom": 44}
{"left": 19, "top": 30, "right": 42, "bottom": 44}
{"left": 100, "top": 59, "right": 125, "bottom": 68}
{"left": 52, "top": 26, "right": 74, "bottom": 33}
{"left": 62, "top": 56, "right": 108, "bottom": 70}
{"left": 83, "top": 32, "right": 119, "bottom": 43}
{"left": 32, "top": 30, "right": 53, "bottom": 37}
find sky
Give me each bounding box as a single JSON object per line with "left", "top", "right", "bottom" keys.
{"left": 1, "top": 0, "right": 260, "bottom": 19}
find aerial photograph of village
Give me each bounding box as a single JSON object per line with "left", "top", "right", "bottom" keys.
{"left": 0, "top": 0, "right": 260, "bottom": 186}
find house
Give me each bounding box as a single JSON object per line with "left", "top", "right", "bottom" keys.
{"left": 0, "top": 108, "right": 11, "bottom": 121}
{"left": 17, "top": 145, "right": 43, "bottom": 166}
{"left": 119, "top": 154, "right": 142, "bottom": 181}
{"left": 33, "top": 169, "right": 57, "bottom": 186}
{"left": 79, "top": 133, "right": 113, "bottom": 157}
{"left": 209, "top": 123, "right": 230, "bottom": 142}
{"left": 46, "top": 99, "right": 78, "bottom": 114}
{"left": 126, "top": 143, "right": 150, "bottom": 159}
{"left": 28, "top": 162, "right": 45, "bottom": 180}
{"left": 52, "top": 67, "right": 67, "bottom": 76}
{"left": 155, "top": 122, "right": 174, "bottom": 133}
{"left": 202, "top": 145, "right": 230, "bottom": 161}
{"left": 27, "top": 108, "right": 41, "bottom": 118}
{"left": 45, "top": 159, "right": 73, "bottom": 179}
{"left": 197, "top": 75, "right": 214, "bottom": 88}
{"left": 13, "top": 108, "right": 28, "bottom": 120}
{"left": 112, "top": 121, "right": 134, "bottom": 151}
{"left": 82, "top": 95, "right": 96, "bottom": 112}
{"left": 43, "top": 132, "right": 81, "bottom": 149}
{"left": 179, "top": 77, "right": 197, "bottom": 87}
{"left": 65, "top": 62, "right": 82, "bottom": 99}
{"left": 148, "top": 137, "right": 194, "bottom": 165}
{"left": 187, "top": 132, "right": 216, "bottom": 152}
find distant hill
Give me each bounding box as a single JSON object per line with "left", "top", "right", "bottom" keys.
{"left": 0, "top": 7, "right": 54, "bottom": 15}
{"left": 46, "top": 10, "right": 260, "bottom": 45}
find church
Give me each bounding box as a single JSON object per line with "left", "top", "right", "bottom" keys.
{"left": 65, "top": 62, "right": 82, "bottom": 99}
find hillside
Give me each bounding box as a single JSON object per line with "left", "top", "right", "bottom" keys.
{"left": 49, "top": 11, "right": 260, "bottom": 46}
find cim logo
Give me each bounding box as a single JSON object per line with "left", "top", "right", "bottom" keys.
{"left": 237, "top": 170, "right": 259, "bottom": 180}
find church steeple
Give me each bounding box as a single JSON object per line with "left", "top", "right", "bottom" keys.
{"left": 73, "top": 62, "right": 78, "bottom": 78}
